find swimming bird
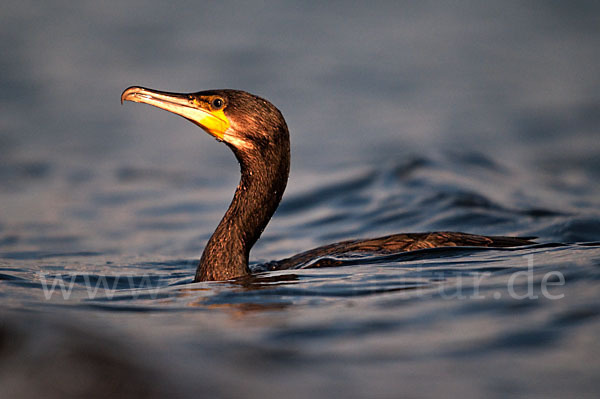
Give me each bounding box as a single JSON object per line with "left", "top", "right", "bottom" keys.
{"left": 121, "top": 87, "right": 534, "bottom": 282}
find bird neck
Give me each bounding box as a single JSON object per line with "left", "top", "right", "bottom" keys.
{"left": 195, "top": 141, "right": 289, "bottom": 282}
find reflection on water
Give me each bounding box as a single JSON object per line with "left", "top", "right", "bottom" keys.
{"left": 1, "top": 0, "right": 600, "bottom": 398}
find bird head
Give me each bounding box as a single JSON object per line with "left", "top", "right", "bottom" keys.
{"left": 121, "top": 86, "right": 289, "bottom": 156}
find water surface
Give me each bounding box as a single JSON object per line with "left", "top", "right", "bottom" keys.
{"left": 1, "top": 1, "right": 599, "bottom": 397}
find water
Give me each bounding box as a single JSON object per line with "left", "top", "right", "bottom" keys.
{"left": 1, "top": 1, "right": 600, "bottom": 397}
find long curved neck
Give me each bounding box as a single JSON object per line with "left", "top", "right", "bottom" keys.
{"left": 195, "top": 139, "right": 289, "bottom": 282}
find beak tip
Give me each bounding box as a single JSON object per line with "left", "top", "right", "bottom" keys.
{"left": 120, "top": 90, "right": 129, "bottom": 105}
{"left": 121, "top": 86, "right": 143, "bottom": 105}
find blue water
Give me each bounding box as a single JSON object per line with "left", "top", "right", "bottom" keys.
{"left": 1, "top": 1, "right": 600, "bottom": 397}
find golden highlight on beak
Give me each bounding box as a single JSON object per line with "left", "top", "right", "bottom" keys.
{"left": 121, "top": 86, "right": 230, "bottom": 140}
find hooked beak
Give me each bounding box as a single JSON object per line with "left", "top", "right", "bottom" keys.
{"left": 121, "top": 86, "right": 230, "bottom": 140}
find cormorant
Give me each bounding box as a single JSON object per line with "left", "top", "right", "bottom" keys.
{"left": 121, "top": 86, "right": 534, "bottom": 282}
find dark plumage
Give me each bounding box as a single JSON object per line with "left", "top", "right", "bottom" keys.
{"left": 121, "top": 87, "right": 535, "bottom": 282}
{"left": 195, "top": 91, "right": 290, "bottom": 281}
{"left": 273, "top": 232, "right": 535, "bottom": 269}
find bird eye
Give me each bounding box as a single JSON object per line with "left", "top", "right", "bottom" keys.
{"left": 212, "top": 98, "right": 224, "bottom": 110}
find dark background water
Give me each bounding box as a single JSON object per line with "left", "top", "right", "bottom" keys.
{"left": 1, "top": 1, "right": 599, "bottom": 398}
